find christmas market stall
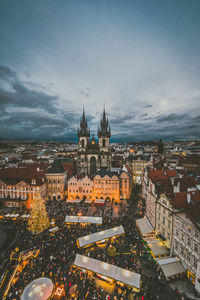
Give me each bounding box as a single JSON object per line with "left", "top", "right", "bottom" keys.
{"left": 136, "top": 217, "right": 154, "bottom": 238}
{"left": 65, "top": 215, "right": 102, "bottom": 225}
{"left": 156, "top": 256, "right": 186, "bottom": 280}
{"left": 21, "top": 277, "right": 53, "bottom": 300}
{"left": 77, "top": 225, "right": 124, "bottom": 248}
{"left": 73, "top": 254, "right": 141, "bottom": 292}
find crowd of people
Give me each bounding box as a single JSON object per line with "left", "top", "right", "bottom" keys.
{"left": 0, "top": 200, "right": 193, "bottom": 300}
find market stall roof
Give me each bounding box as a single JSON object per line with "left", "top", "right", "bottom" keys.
{"left": 67, "top": 199, "right": 82, "bottom": 203}
{"left": 144, "top": 237, "right": 169, "bottom": 257}
{"left": 21, "top": 277, "right": 53, "bottom": 300}
{"left": 136, "top": 217, "right": 154, "bottom": 236}
{"left": 49, "top": 226, "right": 59, "bottom": 232}
{"left": 156, "top": 256, "right": 185, "bottom": 278}
{"left": 78, "top": 225, "right": 124, "bottom": 247}
{"left": 5, "top": 213, "right": 11, "bottom": 217}
{"left": 21, "top": 214, "right": 30, "bottom": 218}
{"left": 65, "top": 215, "right": 102, "bottom": 224}
{"left": 94, "top": 199, "right": 105, "bottom": 204}
{"left": 85, "top": 199, "right": 92, "bottom": 204}
{"left": 74, "top": 254, "right": 141, "bottom": 289}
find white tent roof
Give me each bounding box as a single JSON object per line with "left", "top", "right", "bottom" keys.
{"left": 65, "top": 215, "right": 102, "bottom": 224}
{"left": 94, "top": 199, "right": 105, "bottom": 204}
{"left": 78, "top": 225, "right": 124, "bottom": 247}
{"left": 144, "top": 237, "right": 169, "bottom": 257}
{"left": 49, "top": 226, "right": 59, "bottom": 232}
{"left": 21, "top": 277, "right": 53, "bottom": 300}
{"left": 5, "top": 213, "right": 11, "bottom": 217}
{"left": 136, "top": 217, "right": 154, "bottom": 236}
{"left": 74, "top": 254, "right": 141, "bottom": 289}
{"left": 67, "top": 199, "right": 82, "bottom": 203}
{"left": 156, "top": 256, "right": 185, "bottom": 278}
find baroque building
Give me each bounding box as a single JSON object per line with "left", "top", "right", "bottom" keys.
{"left": 77, "top": 108, "right": 111, "bottom": 176}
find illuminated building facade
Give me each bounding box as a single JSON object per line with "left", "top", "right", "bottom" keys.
{"left": 0, "top": 167, "right": 46, "bottom": 208}
{"left": 68, "top": 169, "right": 131, "bottom": 201}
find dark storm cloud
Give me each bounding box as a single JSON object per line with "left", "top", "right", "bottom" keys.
{"left": 143, "top": 105, "right": 153, "bottom": 108}
{"left": 110, "top": 112, "right": 137, "bottom": 124}
{"left": 0, "top": 64, "right": 81, "bottom": 140}
{"left": 79, "top": 90, "right": 90, "bottom": 98}
{"left": 0, "top": 65, "right": 17, "bottom": 80}
{"left": 0, "top": 65, "right": 58, "bottom": 114}
{"left": 156, "top": 113, "right": 188, "bottom": 123}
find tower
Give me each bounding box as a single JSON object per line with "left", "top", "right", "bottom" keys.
{"left": 98, "top": 108, "right": 111, "bottom": 169}
{"left": 77, "top": 109, "right": 90, "bottom": 175}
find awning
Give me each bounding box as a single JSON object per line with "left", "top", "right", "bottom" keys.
{"left": 144, "top": 237, "right": 169, "bottom": 257}
{"left": 49, "top": 227, "right": 59, "bottom": 232}
{"left": 136, "top": 217, "right": 154, "bottom": 236}
{"left": 65, "top": 215, "right": 102, "bottom": 224}
{"left": 78, "top": 225, "right": 124, "bottom": 247}
{"left": 67, "top": 199, "right": 82, "bottom": 203}
{"left": 156, "top": 256, "right": 185, "bottom": 278}
{"left": 74, "top": 254, "right": 141, "bottom": 290}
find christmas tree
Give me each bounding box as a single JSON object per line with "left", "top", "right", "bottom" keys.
{"left": 28, "top": 194, "right": 50, "bottom": 234}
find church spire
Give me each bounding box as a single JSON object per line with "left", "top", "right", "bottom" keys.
{"left": 77, "top": 107, "right": 90, "bottom": 137}
{"left": 98, "top": 107, "right": 111, "bottom": 138}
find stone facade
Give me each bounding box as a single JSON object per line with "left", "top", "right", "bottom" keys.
{"left": 67, "top": 169, "right": 131, "bottom": 201}
{"left": 77, "top": 109, "right": 111, "bottom": 176}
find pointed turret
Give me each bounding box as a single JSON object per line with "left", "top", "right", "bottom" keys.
{"left": 77, "top": 107, "right": 90, "bottom": 137}
{"left": 98, "top": 108, "right": 111, "bottom": 138}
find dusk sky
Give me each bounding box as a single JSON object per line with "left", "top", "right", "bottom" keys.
{"left": 0, "top": 0, "right": 200, "bottom": 142}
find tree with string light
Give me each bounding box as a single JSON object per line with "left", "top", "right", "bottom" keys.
{"left": 28, "top": 194, "right": 50, "bottom": 234}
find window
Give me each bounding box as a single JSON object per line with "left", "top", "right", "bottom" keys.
{"left": 194, "top": 243, "right": 198, "bottom": 253}
{"left": 194, "top": 257, "right": 198, "bottom": 269}
{"left": 175, "top": 241, "right": 179, "bottom": 251}
{"left": 195, "top": 231, "right": 199, "bottom": 239}
{"left": 162, "top": 217, "right": 165, "bottom": 225}
{"left": 176, "top": 229, "right": 179, "bottom": 237}
{"left": 168, "top": 220, "right": 171, "bottom": 229}
{"left": 181, "top": 233, "right": 185, "bottom": 242}
{"left": 181, "top": 246, "right": 184, "bottom": 256}
{"left": 187, "top": 238, "right": 191, "bottom": 247}
{"left": 186, "top": 251, "right": 190, "bottom": 262}
{"left": 158, "top": 213, "right": 160, "bottom": 221}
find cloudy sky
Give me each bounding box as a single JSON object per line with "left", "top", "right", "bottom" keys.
{"left": 0, "top": 0, "right": 200, "bottom": 142}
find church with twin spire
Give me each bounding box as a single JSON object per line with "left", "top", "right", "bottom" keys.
{"left": 77, "top": 108, "right": 111, "bottom": 176}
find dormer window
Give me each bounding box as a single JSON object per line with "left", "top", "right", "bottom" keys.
{"left": 31, "top": 179, "right": 36, "bottom": 185}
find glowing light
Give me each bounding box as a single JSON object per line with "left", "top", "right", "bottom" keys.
{"left": 98, "top": 231, "right": 105, "bottom": 235}
{"left": 102, "top": 262, "right": 110, "bottom": 270}
{"left": 122, "top": 269, "right": 132, "bottom": 278}
{"left": 82, "top": 256, "right": 89, "bottom": 263}
{"left": 84, "top": 236, "right": 90, "bottom": 240}
{"left": 28, "top": 284, "right": 45, "bottom": 298}
{"left": 112, "top": 227, "right": 119, "bottom": 232}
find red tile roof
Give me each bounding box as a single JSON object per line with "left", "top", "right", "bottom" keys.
{"left": 0, "top": 167, "right": 45, "bottom": 186}
{"left": 171, "top": 190, "right": 200, "bottom": 210}
{"left": 148, "top": 169, "right": 176, "bottom": 180}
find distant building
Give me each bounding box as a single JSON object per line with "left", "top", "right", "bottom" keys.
{"left": 46, "top": 159, "right": 67, "bottom": 201}
{"left": 0, "top": 167, "right": 46, "bottom": 208}
{"left": 128, "top": 154, "right": 151, "bottom": 185}
{"left": 67, "top": 169, "right": 131, "bottom": 202}
{"left": 77, "top": 109, "right": 111, "bottom": 176}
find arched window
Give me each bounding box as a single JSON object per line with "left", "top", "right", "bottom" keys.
{"left": 103, "top": 139, "right": 105, "bottom": 147}
{"left": 82, "top": 139, "right": 85, "bottom": 148}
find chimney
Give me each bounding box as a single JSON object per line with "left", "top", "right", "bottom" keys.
{"left": 174, "top": 181, "right": 180, "bottom": 193}
{"left": 187, "top": 193, "right": 192, "bottom": 205}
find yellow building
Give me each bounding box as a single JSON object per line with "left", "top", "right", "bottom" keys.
{"left": 129, "top": 155, "right": 151, "bottom": 184}
{"left": 46, "top": 160, "right": 67, "bottom": 201}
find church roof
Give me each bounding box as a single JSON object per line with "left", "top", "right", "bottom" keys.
{"left": 95, "top": 169, "right": 119, "bottom": 178}
{"left": 46, "top": 159, "right": 65, "bottom": 174}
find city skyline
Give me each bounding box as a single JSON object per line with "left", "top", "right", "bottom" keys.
{"left": 0, "top": 0, "right": 200, "bottom": 142}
